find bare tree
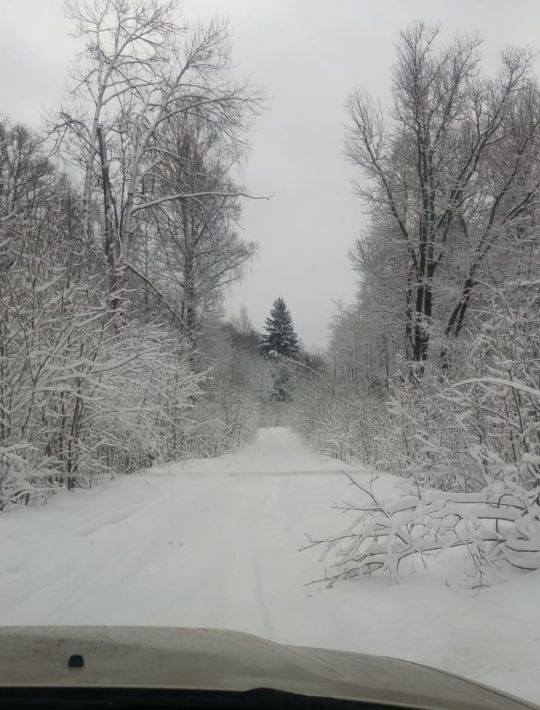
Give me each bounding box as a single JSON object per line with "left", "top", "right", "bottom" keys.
{"left": 345, "top": 23, "right": 540, "bottom": 365}
{"left": 57, "top": 0, "right": 262, "bottom": 309}
{"left": 136, "top": 116, "right": 256, "bottom": 343}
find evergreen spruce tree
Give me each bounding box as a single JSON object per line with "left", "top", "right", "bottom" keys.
{"left": 260, "top": 297, "right": 300, "bottom": 359}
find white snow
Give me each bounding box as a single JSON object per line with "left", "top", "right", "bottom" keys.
{"left": 1, "top": 427, "right": 539, "bottom": 704}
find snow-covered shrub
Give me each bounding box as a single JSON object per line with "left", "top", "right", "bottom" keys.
{"left": 293, "top": 381, "right": 348, "bottom": 460}
{"left": 0, "top": 186, "right": 201, "bottom": 508}
{"left": 378, "top": 365, "right": 487, "bottom": 490}
{"left": 381, "top": 285, "right": 539, "bottom": 492}
{"left": 0, "top": 262, "right": 201, "bottom": 509}
{"left": 0, "top": 444, "right": 61, "bottom": 510}
{"left": 182, "top": 381, "right": 260, "bottom": 458}
{"left": 444, "top": 285, "right": 539, "bottom": 489}
{"left": 294, "top": 380, "right": 388, "bottom": 465}
{"left": 179, "top": 322, "right": 262, "bottom": 459}
{"left": 78, "top": 321, "right": 201, "bottom": 475}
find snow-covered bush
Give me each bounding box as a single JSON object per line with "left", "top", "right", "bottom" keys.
{"left": 182, "top": 381, "right": 260, "bottom": 459}
{"left": 77, "top": 321, "right": 202, "bottom": 476}
{"left": 294, "top": 380, "right": 388, "bottom": 465}
{"left": 0, "top": 444, "right": 60, "bottom": 511}
{"left": 381, "top": 285, "right": 539, "bottom": 492}
{"left": 179, "top": 322, "right": 262, "bottom": 459}
{"left": 0, "top": 257, "right": 201, "bottom": 508}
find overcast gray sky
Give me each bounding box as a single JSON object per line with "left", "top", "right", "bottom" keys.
{"left": 1, "top": 0, "right": 540, "bottom": 348}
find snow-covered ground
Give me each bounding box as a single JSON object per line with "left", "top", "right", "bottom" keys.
{"left": 1, "top": 427, "right": 539, "bottom": 704}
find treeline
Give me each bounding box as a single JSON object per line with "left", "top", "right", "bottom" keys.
{"left": 299, "top": 23, "right": 539, "bottom": 487}
{"left": 0, "top": 0, "right": 263, "bottom": 510}
{"left": 296, "top": 24, "right": 539, "bottom": 580}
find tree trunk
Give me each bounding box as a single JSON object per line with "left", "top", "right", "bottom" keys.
{"left": 96, "top": 125, "right": 120, "bottom": 313}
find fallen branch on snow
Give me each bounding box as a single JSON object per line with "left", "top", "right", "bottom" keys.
{"left": 303, "top": 478, "right": 540, "bottom": 586}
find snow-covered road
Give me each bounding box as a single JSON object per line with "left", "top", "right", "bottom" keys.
{"left": 1, "top": 427, "right": 539, "bottom": 704}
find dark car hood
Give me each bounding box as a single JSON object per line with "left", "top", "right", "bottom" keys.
{"left": 0, "top": 626, "right": 535, "bottom": 710}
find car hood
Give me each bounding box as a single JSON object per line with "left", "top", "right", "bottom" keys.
{"left": 0, "top": 626, "right": 535, "bottom": 710}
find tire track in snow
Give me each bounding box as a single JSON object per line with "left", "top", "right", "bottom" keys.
{"left": 249, "top": 475, "right": 280, "bottom": 638}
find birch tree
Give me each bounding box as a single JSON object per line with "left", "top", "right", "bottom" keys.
{"left": 133, "top": 116, "right": 256, "bottom": 343}
{"left": 58, "top": 0, "right": 261, "bottom": 310}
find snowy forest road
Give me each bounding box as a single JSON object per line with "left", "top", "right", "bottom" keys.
{"left": 1, "top": 427, "right": 539, "bottom": 704}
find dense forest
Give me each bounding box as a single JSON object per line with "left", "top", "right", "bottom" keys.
{"left": 0, "top": 0, "right": 270, "bottom": 508}
{"left": 298, "top": 24, "right": 539, "bottom": 480}
{"left": 294, "top": 24, "right": 540, "bottom": 582}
